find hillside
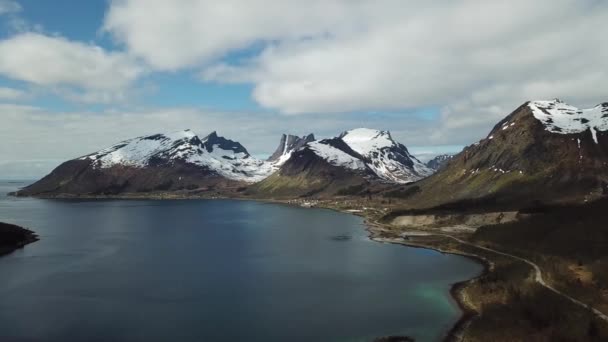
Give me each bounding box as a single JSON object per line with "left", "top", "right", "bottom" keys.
{"left": 248, "top": 129, "right": 431, "bottom": 198}
{"left": 13, "top": 130, "right": 275, "bottom": 197}
{"left": 397, "top": 100, "right": 608, "bottom": 210}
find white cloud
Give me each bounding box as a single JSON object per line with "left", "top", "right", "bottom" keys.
{"left": 0, "top": 0, "right": 20, "bottom": 15}
{"left": 0, "top": 33, "right": 145, "bottom": 103}
{"left": 104, "top": 0, "right": 371, "bottom": 71}
{"left": 105, "top": 0, "right": 608, "bottom": 145}
{"left": 0, "top": 87, "right": 26, "bottom": 100}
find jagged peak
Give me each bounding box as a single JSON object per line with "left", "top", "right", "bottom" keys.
{"left": 267, "top": 133, "right": 316, "bottom": 163}
{"left": 201, "top": 131, "right": 249, "bottom": 156}
{"left": 203, "top": 131, "right": 218, "bottom": 140}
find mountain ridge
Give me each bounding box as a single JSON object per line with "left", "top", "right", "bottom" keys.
{"left": 14, "top": 127, "right": 427, "bottom": 197}
{"left": 398, "top": 99, "right": 608, "bottom": 209}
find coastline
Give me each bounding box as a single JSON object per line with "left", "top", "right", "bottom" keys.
{"left": 363, "top": 220, "right": 490, "bottom": 342}
{"left": 0, "top": 222, "right": 39, "bottom": 257}
{"left": 9, "top": 191, "right": 486, "bottom": 341}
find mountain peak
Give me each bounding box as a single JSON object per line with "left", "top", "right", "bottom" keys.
{"left": 340, "top": 128, "right": 391, "bottom": 139}
{"left": 202, "top": 131, "right": 249, "bottom": 156}
{"left": 340, "top": 128, "right": 395, "bottom": 157}
{"left": 268, "top": 133, "right": 316, "bottom": 163}
{"left": 204, "top": 131, "right": 218, "bottom": 139}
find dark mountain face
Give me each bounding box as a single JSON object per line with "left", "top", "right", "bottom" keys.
{"left": 267, "top": 133, "right": 315, "bottom": 162}
{"left": 406, "top": 100, "right": 608, "bottom": 209}
{"left": 248, "top": 142, "right": 373, "bottom": 198}
{"left": 426, "top": 154, "right": 454, "bottom": 171}
{"left": 202, "top": 131, "right": 250, "bottom": 156}
{"left": 12, "top": 158, "right": 233, "bottom": 197}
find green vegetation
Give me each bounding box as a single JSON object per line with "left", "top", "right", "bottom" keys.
{"left": 383, "top": 186, "right": 421, "bottom": 199}
{"left": 247, "top": 172, "right": 327, "bottom": 197}
{"left": 336, "top": 184, "right": 366, "bottom": 196}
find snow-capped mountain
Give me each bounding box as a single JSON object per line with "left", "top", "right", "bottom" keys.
{"left": 17, "top": 127, "right": 434, "bottom": 198}
{"left": 274, "top": 128, "right": 431, "bottom": 183}
{"left": 15, "top": 130, "right": 278, "bottom": 197}
{"left": 267, "top": 134, "right": 315, "bottom": 165}
{"left": 406, "top": 99, "right": 608, "bottom": 209}
{"left": 250, "top": 128, "right": 432, "bottom": 197}
{"left": 83, "top": 130, "right": 274, "bottom": 182}
{"left": 339, "top": 128, "right": 432, "bottom": 183}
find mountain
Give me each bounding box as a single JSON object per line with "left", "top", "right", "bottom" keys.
{"left": 339, "top": 128, "right": 432, "bottom": 183}
{"left": 426, "top": 154, "right": 454, "bottom": 171}
{"left": 249, "top": 128, "right": 432, "bottom": 197}
{"left": 13, "top": 130, "right": 275, "bottom": 197}
{"left": 14, "top": 128, "right": 433, "bottom": 198}
{"left": 267, "top": 133, "right": 315, "bottom": 165}
{"left": 403, "top": 99, "right": 608, "bottom": 209}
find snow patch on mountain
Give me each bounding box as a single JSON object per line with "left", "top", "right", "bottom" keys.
{"left": 83, "top": 130, "right": 275, "bottom": 182}
{"left": 84, "top": 130, "right": 200, "bottom": 168}
{"left": 308, "top": 141, "right": 367, "bottom": 170}
{"left": 529, "top": 99, "right": 608, "bottom": 143}
{"left": 340, "top": 128, "right": 393, "bottom": 155}
{"left": 268, "top": 134, "right": 315, "bottom": 166}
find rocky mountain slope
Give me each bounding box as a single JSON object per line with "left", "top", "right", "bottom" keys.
{"left": 267, "top": 134, "right": 315, "bottom": 165}
{"left": 426, "top": 154, "right": 454, "bottom": 171}
{"left": 404, "top": 99, "right": 608, "bottom": 209}
{"left": 249, "top": 128, "right": 431, "bottom": 197}
{"left": 13, "top": 130, "right": 275, "bottom": 196}
{"left": 14, "top": 128, "right": 432, "bottom": 198}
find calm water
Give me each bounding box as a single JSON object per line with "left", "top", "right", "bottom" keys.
{"left": 0, "top": 181, "right": 482, "bottom": 342}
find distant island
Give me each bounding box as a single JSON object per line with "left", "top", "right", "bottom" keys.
{"left": 0, "top": 222, "right": 38, "bottom": 256}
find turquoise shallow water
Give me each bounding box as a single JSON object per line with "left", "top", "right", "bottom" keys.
{"left": 0, "top": 181, "right": 482, "bottom": 342}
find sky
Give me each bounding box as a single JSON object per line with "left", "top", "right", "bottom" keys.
{"left": 0, "top": 0, "right": 607, "bottom": 179}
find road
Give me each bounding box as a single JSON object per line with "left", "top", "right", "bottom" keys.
{"left": 430, "top": 233, "right": 608, "bottom": 323}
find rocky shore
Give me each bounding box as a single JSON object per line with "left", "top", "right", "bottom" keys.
{"left": 0, "top": 222, "right": 39, "bottom": 256}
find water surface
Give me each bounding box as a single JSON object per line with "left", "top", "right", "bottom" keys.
{"left": 0, "top": 181, "right": 482, "bottom": 342}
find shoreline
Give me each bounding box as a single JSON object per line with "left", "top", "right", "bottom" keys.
{"left": 363, "top": 220, "right": 490, "bottom": 342}
{"left": 9, "top": 191, "right": 485, "bottom": 341}
{"left": 0, "top": 222, "right": 39, "bottom": 257}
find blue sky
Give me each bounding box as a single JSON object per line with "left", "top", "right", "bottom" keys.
{"left": 0, "top": 0, "right": 267, "bottom": 112}
{"left": 0, "top": 0, "right": 606, "bottom": 178}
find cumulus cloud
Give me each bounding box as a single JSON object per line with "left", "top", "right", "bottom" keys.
{"left": 104, "top": 0, "right": 608, "bottom": 144}
{"left": 104, "top": 0, "right": 371, "bottom": 70}
{"left": 0, "top": 33, "right": 145, "bottom": 103}
{"left": 2, "top": 0, "right": 605, "bottom": 171}
{"left": 0, "top": 0, "right": 20, "bottom": 15}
